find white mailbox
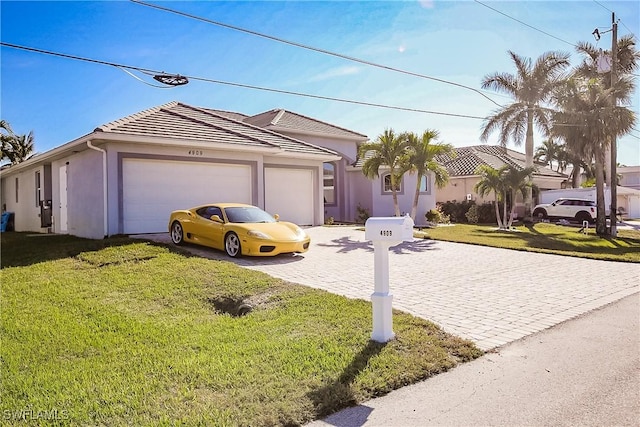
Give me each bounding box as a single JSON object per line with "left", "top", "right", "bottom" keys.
{"left": 364, "top": 215, "right": 415, "bottom": 343}
{"left": 365, "top": 216, "right": 415, "bottom": 243}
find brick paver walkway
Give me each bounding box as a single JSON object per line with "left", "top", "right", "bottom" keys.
{"left": 138, "top": 226, "right": 639, "bottom": 350}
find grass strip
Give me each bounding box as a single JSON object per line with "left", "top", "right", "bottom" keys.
{"left": 1, "top": 233, "right": 481, "bottom": 426}
{"left": 417, "top": 222, "right": 640, "bottom": 263}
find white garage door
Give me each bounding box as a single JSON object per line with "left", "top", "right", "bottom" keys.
{"left": 123, "top": 159, "right": 252, "bottom": 234}
{"left": 264, "top": 168, "right": 314, "bottom": 225}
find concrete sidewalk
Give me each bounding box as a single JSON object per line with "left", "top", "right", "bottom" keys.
{"left": 309, "top": 293, "right": 640, "bottom": 426}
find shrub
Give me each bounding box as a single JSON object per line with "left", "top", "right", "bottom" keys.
{"left": 425, "top": 204, "right": 450, "bottom": 224}
{"left": 477, "top": 202, "right": 499, "bottom": 224}
{"left": 440, "top": 200, "right": 474, "bottom": 223}
{"left": 356, "top": 204, "right": 371, "bottom": 224}
{"left": 465, "top": 204, "right": 479, "bottom": 224}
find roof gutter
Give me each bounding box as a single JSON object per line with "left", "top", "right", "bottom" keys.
{"left": 86, "top": 140, "right": 108, "bottom": 238}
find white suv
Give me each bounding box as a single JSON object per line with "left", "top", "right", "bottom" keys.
{"left": 532, "top": 198, "right": 597, "bottom": 223}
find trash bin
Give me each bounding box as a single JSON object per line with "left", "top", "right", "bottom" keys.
{"left": 1, "top": 212, "right": 15, "bottom": 232}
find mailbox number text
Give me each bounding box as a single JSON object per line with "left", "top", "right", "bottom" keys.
{"left": 380, "top": 230, "right": 393, "bottom": 237}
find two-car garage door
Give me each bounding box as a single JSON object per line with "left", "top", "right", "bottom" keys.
{"left": 123, "top": 159, "right": 252, "bottom": 234}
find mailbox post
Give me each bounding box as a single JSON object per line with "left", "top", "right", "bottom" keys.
{"left": 364, "top": 215, "right": 414, "bottom": 342}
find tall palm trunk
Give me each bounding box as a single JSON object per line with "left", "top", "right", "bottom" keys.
{"left": 502, "top": 189, "right": 508, "bottom": 229}
{"left": 594, "top": 150, "right": 607, "bottom": 235}
{"left": 391, "top": 174, "right": 401, "bottom": 216}
{"left": 571, "top": 161, "right": 582, "bottom": 188}
{"left": 410, "top": 175, "right": 421, "bottom": 220}
{"left": 524, "top": 109, "right": 535, "bottom": 216}
{"left": 494, "top": 196, "right": 504, "bottom": 229}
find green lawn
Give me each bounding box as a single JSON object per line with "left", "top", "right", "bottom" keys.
{"left": 417, "top": 222, "right": 640, "bottom": 263}
{"left": 0, "top": 233, "right": 481, "bottom": 426}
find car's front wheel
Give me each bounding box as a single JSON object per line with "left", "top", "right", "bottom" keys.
{"left": 170, "top": 221, "right": 184, "bottom": 245}
{"left": 225, "top": 232, "right": 242, "bottom": 258}
{"left": 533, "top": 209, "right": 547, "bottom": 220}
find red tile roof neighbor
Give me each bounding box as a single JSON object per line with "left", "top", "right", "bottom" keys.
{"left": 435, "top": 145, "right": 566, "bottom": 178}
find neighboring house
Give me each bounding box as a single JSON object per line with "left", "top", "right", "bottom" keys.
{"left": 619, "top": 165, "right": 640, "bottom": 191}
{"left": 435, "top": 145, "right": 567, "bottom": 216}
{"left": 238, "top": 108, "right": 370, "bottom": 223}
{"left": 0, "top": 102, "right": 342, "bottom": 238}
{"left": 349, "top": 155, "right": 438, "bottom": 224}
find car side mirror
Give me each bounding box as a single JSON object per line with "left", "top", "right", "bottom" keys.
{"left": 210, "top": 215, "right": 223, "bottom": 223}
{"left": 551, "top": 202, "right": 556, "bottom": 206}
{"left": 273, "top": 214, "right": 280, "bottom": 221}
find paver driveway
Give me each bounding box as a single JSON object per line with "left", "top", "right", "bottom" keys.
{"left": 138, "top": 226, "right": 640, "bottom": 350}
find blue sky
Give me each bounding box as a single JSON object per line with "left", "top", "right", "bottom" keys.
{"left": 1, "top": 0, "right": 639, "bottom": 165}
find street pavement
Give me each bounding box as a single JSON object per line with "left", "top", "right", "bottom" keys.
{"left": 140, "top": 225, "right": 639, "bottom": 350}
{"left": 309, "top": 293, "right": 639, "bottom": 427}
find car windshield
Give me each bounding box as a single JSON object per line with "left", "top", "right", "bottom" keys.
{"left": 224, "top": 207, "right": 276, "bottom": 224}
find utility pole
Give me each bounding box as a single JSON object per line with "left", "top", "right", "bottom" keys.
{"left": 610, "top": 12, "right": 618, "bottom": 237}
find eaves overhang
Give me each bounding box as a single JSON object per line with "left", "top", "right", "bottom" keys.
{"left": 91, "top": 132, "right": 283, "bottom": 154}
{"left": 0, "top": 132, "right": 95, "bottom": 177}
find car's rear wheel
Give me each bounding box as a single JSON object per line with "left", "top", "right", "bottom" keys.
{"left": 575, "top": 212, "right": 592, "bottom": 223}
{"left": 533, "top": 208, "right": 547, "bottom": 220}
{"left": 170, "top": 221, "right": 184, "bottom": 245}
{"left": 225, "top": 232, "right": 241, "bottom": 258}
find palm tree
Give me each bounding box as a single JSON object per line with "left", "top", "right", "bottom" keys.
{"left": 1, "top": 120, "right": 14, "bottom": 163}
{"left": 534, "top": 138, "right": 561, "bottom": 171}
{"left": 573, "top": 35, "right": 639, "bottom": 235}
{"left": 552, "top": 77, "right": 635, "bottom": 234}
{"left": 7, "top": 131, "right": 35, "bottom": 164}
{"left": 359, "top": 129, "right": 410, "bottom": 216}
{"left": 502, "top": 165, "right": 536, "bottom": 228}
{"left": 556, "top": 143, "right": 588, "bottom": 188}
{"left": 403, "top": 130, "right": 454, "bottom": 221}
{"left": 480, "top": 50, "right": 570, "bottom": 216}
{"left": 574, "top": 35, "right": 640, "bottom": 85}
{"left": 474, "top": 165, "right": 506, "bottom": 229}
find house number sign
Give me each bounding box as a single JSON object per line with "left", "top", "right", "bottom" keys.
{"left": 380, "top": 230, "right": 393, "bottom": 237}
{"left": 188, "top": 150, "right": 204, "bottom": 156}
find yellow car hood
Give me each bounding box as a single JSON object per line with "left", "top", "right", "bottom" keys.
{"left": 234, "top": 222, "right": 307, "bottom": 241}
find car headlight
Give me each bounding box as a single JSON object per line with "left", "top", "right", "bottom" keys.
{"left": 294, "top": 226, "right": 307, "bottom": 238}
{"left": 247, "top": 230, "right": 272, "bottom": 239}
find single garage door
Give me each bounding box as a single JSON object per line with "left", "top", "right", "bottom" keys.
{"left": 123, "top": 159, "right": 252, "bottom": 233}
{"left": 264, "top": 168, "right": 314, "bottom": 225}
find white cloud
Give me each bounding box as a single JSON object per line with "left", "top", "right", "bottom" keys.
{"left": 307, "top": 66, "right": 361, "bottom": 82}
{"left": 419, "top": 0, "right": 435, "bottom": 9}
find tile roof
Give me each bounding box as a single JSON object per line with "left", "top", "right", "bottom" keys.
{"left": 244, "top": 109, "right": 368, "bottom": 139}
{"left": 95, "top": 102, "right": 337, "bottom": 156}
{"left": 200, "top": 108, "right": 249, "bottom": 121}
{"left": 435, "top": 145, "right": 566, "bottom": 178}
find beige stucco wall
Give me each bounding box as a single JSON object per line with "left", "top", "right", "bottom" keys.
{"left": 1, "top": 166, "right": 44, "bottom": 232}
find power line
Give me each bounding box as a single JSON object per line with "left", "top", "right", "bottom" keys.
{"left": 129, "top": 0, "right": 503, "bottom": 108}
{"left": 592, "top": 0, "right": 637, "bottom": 37}
{"left": 592, "top": 0, "right": 613, "bottom": 13}
{"left": 473, "top": 0, "right": 578, "bottom": 48}
{"left": 0, "top": 41, "right": 485, "bottom": 120}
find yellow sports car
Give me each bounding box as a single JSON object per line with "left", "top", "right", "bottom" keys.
{"left": 168, "top": 203, "right": 310, "bottom": 257}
